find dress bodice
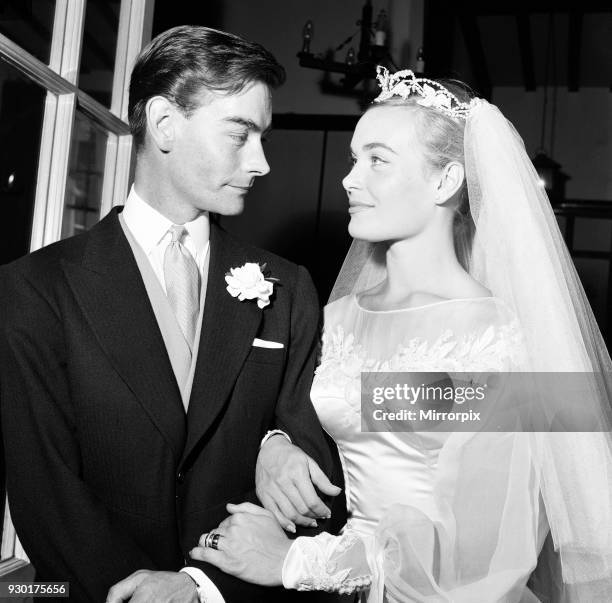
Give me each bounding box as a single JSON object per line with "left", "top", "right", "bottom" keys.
{"left": 311, "top": 295, "right": 527, "bottom": 537}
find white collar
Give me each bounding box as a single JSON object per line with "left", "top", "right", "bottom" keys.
{"left": 122, "top": 186, "right": 210, "bottom": 256}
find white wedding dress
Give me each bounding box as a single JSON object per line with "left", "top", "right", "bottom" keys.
{"left": 282, "top": 294, "right": 550, "bottom": 602}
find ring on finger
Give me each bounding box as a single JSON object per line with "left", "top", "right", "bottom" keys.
{"left": 204, "top": 532, "right": 215, "bottom": 548}
{"left": 202, "top": 531, "right": 223, "bottom": 550}
{"left": 210, "top": 533, "right": 222, "bottom": 550}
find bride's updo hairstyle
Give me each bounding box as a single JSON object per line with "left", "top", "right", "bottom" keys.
{"left": 367, "top": 80, "right": 476, "bottom": 269}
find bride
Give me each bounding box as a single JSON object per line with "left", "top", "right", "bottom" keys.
{"left": 190, "top": 67, "right": 612, "bottom": 601}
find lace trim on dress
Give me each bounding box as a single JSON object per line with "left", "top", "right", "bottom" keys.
{"left": 284, "top": 531, "right": 373, "bottom": 594}
{"left": 315, "top": 320, "right": 525, "bottom": 387}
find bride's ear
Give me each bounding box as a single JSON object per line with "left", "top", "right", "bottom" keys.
{"left": 433, "top": 161, "right": 465, "bottom": 206}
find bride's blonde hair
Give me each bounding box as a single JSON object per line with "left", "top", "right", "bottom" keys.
{"left": 367, "top": 80, "right": 476, "bottom": 270}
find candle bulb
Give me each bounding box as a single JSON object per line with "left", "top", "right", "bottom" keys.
{"left": 416, "top": 47, "right": 425, "bottom": 73}
{"left": 302, "top": 20, "right": 314, "bottom": 54}
{"left": 374, "top": 9, "right": 388, "bottom": 46}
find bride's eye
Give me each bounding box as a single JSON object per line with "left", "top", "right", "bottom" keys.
{"left": 348, "top": 153, "right": 357, "bottom": 166}
{"left": 370, "top": 155, "right": 386, "bottom": 166}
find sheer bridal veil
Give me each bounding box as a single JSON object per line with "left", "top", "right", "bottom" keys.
{"left": 330, "top": 94, "right": 612, "bottom": 600}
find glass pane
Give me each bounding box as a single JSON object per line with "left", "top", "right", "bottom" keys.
{"left": 78, "top": 0, "right": 120, "bottom": 107}
{"left": 62, "top": 111, "right": 108, "bottom": 238}
{"left": 0, "top": 1, "right": 56, "bottom": 64}
{"left": 0, "top": 61, "right": 45, "bottom": 265}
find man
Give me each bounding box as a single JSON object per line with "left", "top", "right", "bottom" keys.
{"left": 0, "top": 26, "right": 342, "bottom": 602}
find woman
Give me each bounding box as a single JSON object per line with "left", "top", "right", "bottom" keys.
{"left": 191, "top": 67, "right": 612, "bottom": 601}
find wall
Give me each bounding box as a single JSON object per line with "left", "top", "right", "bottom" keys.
{"left": 493, "top": 86, "right": 612, "bottom": 200}
{"left": 221, "top": 0, "right": 423, "bottom": 114}
{"left": 221, "top": 127, "right": 354, "bottom": 301}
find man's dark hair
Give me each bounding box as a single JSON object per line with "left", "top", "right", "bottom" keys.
{"left": 128, "top": 25, "right": 286, "bottom": 149}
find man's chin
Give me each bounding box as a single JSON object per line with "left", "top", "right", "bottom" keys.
{"left": 216, "top": 201, "right": 245, "bottom": 217}
{"left": 208, "top": 191, "right": 246, "bottom": 216}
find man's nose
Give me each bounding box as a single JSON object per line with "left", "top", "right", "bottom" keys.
{"left": 247, "top": 140, "right": 270, "bottom": 177}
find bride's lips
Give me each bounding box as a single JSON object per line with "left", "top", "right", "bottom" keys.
{"left": 348, "top": 201, "right": 374, "bottom": 214}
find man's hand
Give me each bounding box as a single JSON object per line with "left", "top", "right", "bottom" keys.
{"left": 106, "top": 570, "right": 198, "bottom": 603}
{"left": 256, "top": 435, "right": 341, "bottom": 531}
{"left": 190, "top": 502, "right": 290, "bottom": 586}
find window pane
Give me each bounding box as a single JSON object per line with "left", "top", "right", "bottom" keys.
{"left": 0, "top": 61, "right": 45, "bottom": 265}
{"left": 0, "top": 1, "right": 56, "bottom": 64}
{"left": 62, "top": 111, "right": 108, "bottom": 238}
{"left": 78, "top": 0, "right": 120, "bottom": 107}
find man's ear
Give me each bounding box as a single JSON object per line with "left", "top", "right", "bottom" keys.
{"left": 434, "top": 161, "right": 465, "bottom": 205}
{"left": 145, "top": 96, "right": 177, "bottom": 153}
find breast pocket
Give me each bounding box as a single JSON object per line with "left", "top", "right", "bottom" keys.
{"left": 232, "top": 351, "right": 284, "bottom": 424}
{"left": 245, "top": 345, "right": 285, "bottom": 365}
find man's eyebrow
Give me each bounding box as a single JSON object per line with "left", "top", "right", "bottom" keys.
{"left": 224, "top": 117, "right": 272, "bottom": 135}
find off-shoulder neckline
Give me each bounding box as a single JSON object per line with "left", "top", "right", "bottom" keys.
{"left": 353, "top": 294, "right": 499, "bottom": 314}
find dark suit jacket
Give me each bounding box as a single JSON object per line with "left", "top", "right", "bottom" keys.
{"left": 0, "top": 208, "right": 345, "bottom": 602}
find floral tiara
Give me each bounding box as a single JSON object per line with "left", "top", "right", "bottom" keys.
{"left": 373, "top": 65, "right": 480, "bottom": 119}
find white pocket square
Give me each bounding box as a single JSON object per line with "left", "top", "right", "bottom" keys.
{"left": 252, "top": 338, "right": 284, "bottom": 349}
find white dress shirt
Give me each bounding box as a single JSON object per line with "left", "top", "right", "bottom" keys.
{"left": 122, "top": 186, "right": 210, "bottom": 289}
{"left": 122, "top": 186, "right": 224, "bottom": 603}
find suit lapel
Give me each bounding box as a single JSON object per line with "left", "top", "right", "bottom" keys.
{"left": 62, "top": 209, "right": 186, "bottom": 460}
{"left": 181, "top": 224, "right": 262, "bottom": 465}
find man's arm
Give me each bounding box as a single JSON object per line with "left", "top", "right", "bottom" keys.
{"left": 255, "top": 266, "right": 345, "bottom": 531}
{"left": 274, "top": 265, "right": 334, "bottom": 470}
{"left": 0, "top": 266, "right": 156, "bottom": 601}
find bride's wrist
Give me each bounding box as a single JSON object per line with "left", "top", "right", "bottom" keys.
{"left": 280, "top": 537, "right": 302, "bottom": 589}
{"left": 260, "top": 430, "right": 292, "bottom": 451}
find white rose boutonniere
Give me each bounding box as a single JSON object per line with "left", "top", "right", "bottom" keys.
{"left": 225, "top": 262, "right": 278, "bottom": 309}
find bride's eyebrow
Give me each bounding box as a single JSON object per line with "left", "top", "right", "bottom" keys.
{"left": 362, "top": 142, "right": 398, "bottom": 154}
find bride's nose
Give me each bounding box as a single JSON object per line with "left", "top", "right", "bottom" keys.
{"left": 342, "top": 165, "right": 360, "bottom": 192}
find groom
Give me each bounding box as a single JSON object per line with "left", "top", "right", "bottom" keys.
{"left": 0, "top": 26, "right": 341, "bottom": 602}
